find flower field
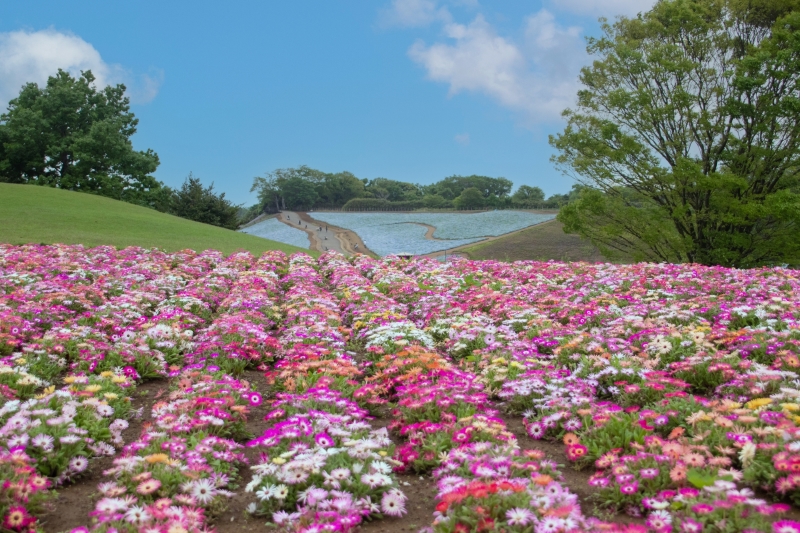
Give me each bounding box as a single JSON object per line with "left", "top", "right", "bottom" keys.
{"left": 240, "top": 218, "right": 311, "bottom": 250}
{"left": 1, "top": 245, "right": 800, "bottom": 533}
{"left": 310, "top": 211, "right": 556, "bottom": 256}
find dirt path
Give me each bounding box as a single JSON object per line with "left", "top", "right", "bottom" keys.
{"left": 409, "top": 222, "right": 443, "bottom": 241}
{"left": 277, "top": 211, "right": 342, "bottom": 253}
{"left": 295, "top": 212, "right": 377, "bottom": 257}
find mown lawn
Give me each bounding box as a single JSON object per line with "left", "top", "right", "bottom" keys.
{"left": 0, "top": 183, "right": 311, "bottom": 256}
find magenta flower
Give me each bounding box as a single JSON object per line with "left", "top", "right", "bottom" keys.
{"left": 774, "top": 521, "right": 800, "bottom": 533}
{"left": 248, "top": 392, "right": 262, "bottom": 406}
{"left": 315, "top": 432, "right": 334, "bottom": 447}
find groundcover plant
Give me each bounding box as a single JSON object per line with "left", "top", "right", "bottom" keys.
{"left": 310, "top": 212, "right": 555, "bottom": 256}
{"left": 240, "top": 218, "right": 311, "bottom": 250}
{"left": 1, "top": 244, "right": 800, "bottom": 533}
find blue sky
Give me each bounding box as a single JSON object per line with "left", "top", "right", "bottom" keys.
{"left": 0, "top": 0, "right": 653, "bottom": 205}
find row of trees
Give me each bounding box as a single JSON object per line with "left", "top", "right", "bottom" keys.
{"left": 248, "top": 166, "right": 566, "bottom": 214}
{"left": 0, "top": 70, "right": 241, "bottom": 229}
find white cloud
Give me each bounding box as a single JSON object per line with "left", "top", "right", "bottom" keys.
{"left": 408, "top": 11, "right": 586, "bottom": 123}
{"left": 455, "top": 132, "right": 470, "bottom": 145}
{"left": 546, "top": 0, "right": 656, "bottom": 17}
{"left": 0, "top": 29, "right": 160, "bottom": 110}
{"left": 379, "top": 0, "right": 452, "bottom": 28}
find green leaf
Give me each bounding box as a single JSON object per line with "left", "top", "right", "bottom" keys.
{"left": 687, "top": 468, "right": 718, "bottom": 489}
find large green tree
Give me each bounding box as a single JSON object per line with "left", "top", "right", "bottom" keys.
{"left": 454, "top": 187, "right": 485, "bottom": 209}
{"left": 512, "top": 185, "right": 546, "bottom": 206}
{"left": 551, "top": 0, "right": 800, "bottom": 266}
{"left": 0, "top": 69, "right": 162, "bottom": 206}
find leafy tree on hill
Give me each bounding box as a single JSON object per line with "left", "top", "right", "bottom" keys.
{"left": 170, "top": 173, "right": 240, "bottom": 229}
{"left": 454, "top": 187, "right": 485, "bottom": 209}
{"left": 280, "top": 176, "right": 319, "bottom": 210}
{"left": 512, "top": 185, "right": 545, "bottom": 207}
{"left": 316, "top": 171, "right": 365, "bottom": 206}
{"left": 551, "top": 0, "right": 800, "bottom": 267}
{"left": 428, "top": 175, "right": 513, "bottom": 200}
{"left": 0, "top": 69, "right": 164, "bottom": 207}
{"left": 365, "top": 177, "right": 421, "bottom": 202}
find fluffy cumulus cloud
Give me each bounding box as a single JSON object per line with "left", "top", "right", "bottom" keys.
{"left": 547, "top": 0, "right": 657, "bottom": 17}
{"left": 0, "top": 29, "right": 161, "bottom": 109}
{"left": 407, "top": 10, "right": 586, "bottom": 123}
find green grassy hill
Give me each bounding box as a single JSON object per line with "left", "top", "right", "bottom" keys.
{"left": 0, "top": 183, "right": 310, "bottom": 256}
{"left": 461, "top": 220, "right": 609, "bottom": 263}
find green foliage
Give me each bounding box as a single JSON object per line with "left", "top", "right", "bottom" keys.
{"left": 425, "top": 174, "right": 513, "bottom": 199}
{"left": 365, "top": 177, "right": 421, "bottom": 201}
{"left": 453, "top": 187, "right": 485, "bottom": 209}
{"left": 169, "top": 173, "right": 241, "bottom": 230}
{"left": 251, "top": 166, "right": 364, "bottom": 211}
{"left": 280, "top": 176, "right": 319, "bottom": 211}
{"left": 511, "top": 184, "right": 545, "bottom": 207}
{"left": 251, "top": 167, "right": 520, "bottom": 212}
{"left": 550, "top": 0, "right": 800, "bottom": 267}
{"left": 0, "top": 69, "right": 164, "bottom": 208}
{"left": 341, "top": 198, "right": 425, "bottom": 211}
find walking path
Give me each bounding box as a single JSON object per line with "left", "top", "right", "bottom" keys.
{"left": 276, "top": 211, "right": 377, "bottom": 256}
{"left": 409, "top": 222, "right": 445, "bottom": 241}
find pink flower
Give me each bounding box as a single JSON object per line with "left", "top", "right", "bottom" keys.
{"left": 136, "top": 479, "right": 162, "bottom": 495}
{"left": 774, "top": 521, "right": 800, "bottom": 533}
{"left": 315, "top": 433, "right": 334, "bottom": 447}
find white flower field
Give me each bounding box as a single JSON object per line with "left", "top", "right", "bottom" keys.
{"left": 340, "top": 222, "right": 480, "bottom": 256}
{"left": 312, "top": 211, "right": 555, "bottom": 255}
{"left": 240, "top": 217, "right": 310, "bottom": 249}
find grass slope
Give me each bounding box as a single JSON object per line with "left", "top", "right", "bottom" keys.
{"left": 462, "top": 220, "right": 609, "bottom": 263}
{"left": 0, "top": 184, "right": 310, "bottom": 256}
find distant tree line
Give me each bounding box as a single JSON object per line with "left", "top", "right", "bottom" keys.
{"left": 0, "top": 69, "right": 241, "bottom": 230}
{"left": 248, "top": 166, "right": 566, "bottom": 218}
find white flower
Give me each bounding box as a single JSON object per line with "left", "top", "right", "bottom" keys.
{"left": 381, "top": 489, "right": 407, "bottom": 517}
{"left": 256, "top": 484, "right": 275, "bottom": 501}
{"left": 245, "top": 475, "right": 263, "bottom": 492}
{"left": 123, "top": 506, "right": 151, "bottom": 524}
{"left": 273, "top": 484, "right": 289, "bottom": 500}
{"left": 190, "top": 479, "right": 217, "bottom": 504}
{"left": 739, "top": 442, "right": 757, "bottom": 467}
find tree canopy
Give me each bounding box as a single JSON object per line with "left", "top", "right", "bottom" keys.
{"left": 250, "top": 167, "right": 532, "bottom": 212}
{"left": 0, "top": 69, "right": 163, "bottom": 207}
{"left": 551, "top": 0, "right": 800, "bottom": 267}
{"left": 170, "top": 173, "right": 241, "bottom": 230}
